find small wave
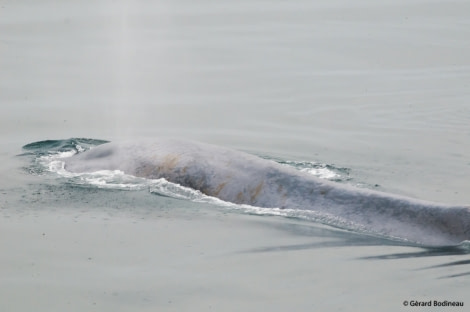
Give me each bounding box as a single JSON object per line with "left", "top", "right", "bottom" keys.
{"left": 20, "top": 138, "right": 109, "bottom": 175}
{"left": 279, "top": 160, "right": 351, "bottom": 182}
{"left": 22, "top": 138, "right": 109, "bottom": 156}
{"left": 257, "top": 155, "right": 351, "bottom": 182}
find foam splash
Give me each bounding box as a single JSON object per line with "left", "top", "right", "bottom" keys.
{"left": 255, "top": 155, "right": 351, "bottom": 182}
{"left": 21, "top": 138, "right": 109, "bottom": 175}
{"left": 280, "top": 160, "right": 350, "bottom": 181}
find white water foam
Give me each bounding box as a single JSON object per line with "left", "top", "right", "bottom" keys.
{"left": 300, "top": 167, "right": 338, "bottom": 179}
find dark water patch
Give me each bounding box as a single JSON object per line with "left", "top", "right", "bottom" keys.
{"left": 17, "top": 183, "right": 159, "bottom": 210}
{"left": 360, "top": 244, "right": 470, "bottom": 279}
{"left": 419, "top": 258, "right": 470, "bottom": 279}
{"left": 242, "top": 221, "right": 418, "bottom": 253}
{"left": 244, "top": 239, "right": 398, "bottom": 253}
{"left": 241, "top": 220, "right": 470, "bottom": 278}
{"left": 20, "top": 138, "right": 109, "bottom": 157}
{"left": 19, "top": 138, "right": 109, "bottom": 175}
{"left": 423, "top": 259, "right": 470, "bottom": 269}
{"left": 2, "top": 179, "right": 216, "bottom": 222}
{"left": 360, "top": 245, "right": 470, "bottom": 260}
{"left": 439, "top": 271, "right": 470, "bottom": 279}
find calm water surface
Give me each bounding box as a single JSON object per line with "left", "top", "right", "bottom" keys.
{"left": 1, "top": 0, "right": 469, "bottom": 311}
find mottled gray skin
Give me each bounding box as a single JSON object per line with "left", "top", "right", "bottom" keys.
{"left": 64, "top": 139, "right": 470, "bottom": 246}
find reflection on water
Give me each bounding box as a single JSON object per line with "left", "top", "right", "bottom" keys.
{"left": 422, "top": 260, "right": 470, "bottom": 279}
{"left": 243, "top": 220, "right": 470, "bottom": 279}
{"left": 362, "top": 246, "right": 470, "bottom": 279}
{"left": 361, "top": 246, "right": 470, "bottom": 260}
{"left": 10, "top": 175, "right": 470, "bottom": 282}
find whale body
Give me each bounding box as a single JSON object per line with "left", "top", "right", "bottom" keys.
{"left": 63, "top": 139, "right": 470, "bottom": 246}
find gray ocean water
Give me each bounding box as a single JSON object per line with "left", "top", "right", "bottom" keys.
{"left": 1, "top": 0, "right": 470, "bottom": 311}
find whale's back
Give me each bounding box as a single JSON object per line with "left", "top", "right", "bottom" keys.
{"left": 63, "top": 139, "right": 470, "bottom": 246}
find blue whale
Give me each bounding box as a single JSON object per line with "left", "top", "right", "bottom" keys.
{"left": 63, "top": 139, "right": 470, "bottom": 246}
